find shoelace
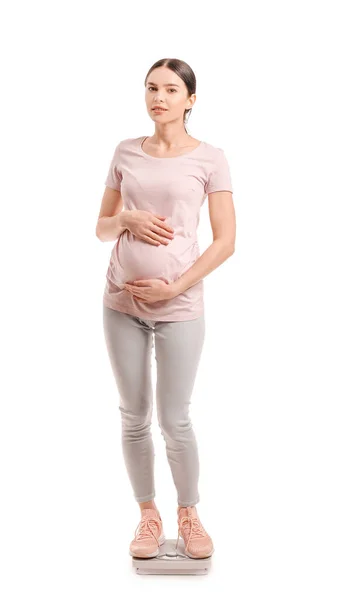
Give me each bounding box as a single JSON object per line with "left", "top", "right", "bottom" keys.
{"left": 134, "top": 516, "right": 161, "bottom": 542}
{"left": 176, "top": 515, "right": 208, "bottom": 553}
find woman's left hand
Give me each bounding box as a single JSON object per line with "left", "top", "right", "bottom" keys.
{"left": 124, "top": 277, "right": 175, "bottom": 303}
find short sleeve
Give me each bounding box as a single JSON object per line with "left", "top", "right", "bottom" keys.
{"left": 205, "top": 148, "right": 233, "bottom": 195}
{"left": 104, "top": 143, "right": 122, "bottom": 191}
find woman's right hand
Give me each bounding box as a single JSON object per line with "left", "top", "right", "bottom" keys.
{"left": 124, "top": 210, "right": 174, "bottom": 246}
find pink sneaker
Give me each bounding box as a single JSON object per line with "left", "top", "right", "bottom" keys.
{"left": 176, "top": 506, "right": 214, "bottom": 559}
{"left": 129, "top": 508, "right": 166, "bottom": 558}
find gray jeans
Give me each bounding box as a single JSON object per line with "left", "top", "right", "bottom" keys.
{"left": 102, "top": 305, "right": 206, "bottom": 507}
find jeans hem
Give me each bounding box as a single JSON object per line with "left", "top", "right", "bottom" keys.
{"left": 177, "top": 498, "right": 200, "bottom": 507}
{"left": 135, "top": 493, "right": 156, "bottom": 502}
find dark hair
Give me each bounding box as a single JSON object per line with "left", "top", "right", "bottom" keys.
{"left": 144, "top": 58, "right": 196, "bottom": 133}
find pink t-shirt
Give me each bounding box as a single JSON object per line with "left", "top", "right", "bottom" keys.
{"left": 102, "top": 135, "right": 233, "bottom": 321}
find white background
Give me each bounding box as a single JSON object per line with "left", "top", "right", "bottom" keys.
{"left": 1, "top": 0, "right": 342, "bottom": 597}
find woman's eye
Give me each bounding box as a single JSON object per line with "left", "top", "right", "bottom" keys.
{"left": 147, "top": 87, "right": 177, "bottom": 92}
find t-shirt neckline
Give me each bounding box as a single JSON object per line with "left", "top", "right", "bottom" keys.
{"left": 138, "top": 136, "right": 204, "bottom": 160}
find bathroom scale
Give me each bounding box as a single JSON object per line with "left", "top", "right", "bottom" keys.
{"left": 131, "top": 538, "right": 212, "bottom": 575}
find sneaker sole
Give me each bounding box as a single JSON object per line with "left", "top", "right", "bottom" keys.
{"left": 129, "top": 532, "right": 166, "bottom": 558}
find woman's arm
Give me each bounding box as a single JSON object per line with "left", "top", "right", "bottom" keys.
{"left": 95, "top": 186, "right": 129, "bottom": 242}
{"left": 169, "top": 190, "right": 236, "bottom": 297}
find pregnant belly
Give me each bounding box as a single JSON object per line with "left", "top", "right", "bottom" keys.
{"left": 111, "top": 230, "right": 198, "bottom": 286}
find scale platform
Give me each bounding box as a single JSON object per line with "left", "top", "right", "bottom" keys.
{"left": 131, "top": 538, "right": 212, "bottom": 575}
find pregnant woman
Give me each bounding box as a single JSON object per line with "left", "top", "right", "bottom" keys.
{"left": 96, "top": 58, "right": 236, "bottom": 559}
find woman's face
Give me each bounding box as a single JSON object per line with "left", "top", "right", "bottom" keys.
{"left": 144, "top": 66, "right": 195, "bottom": 123}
